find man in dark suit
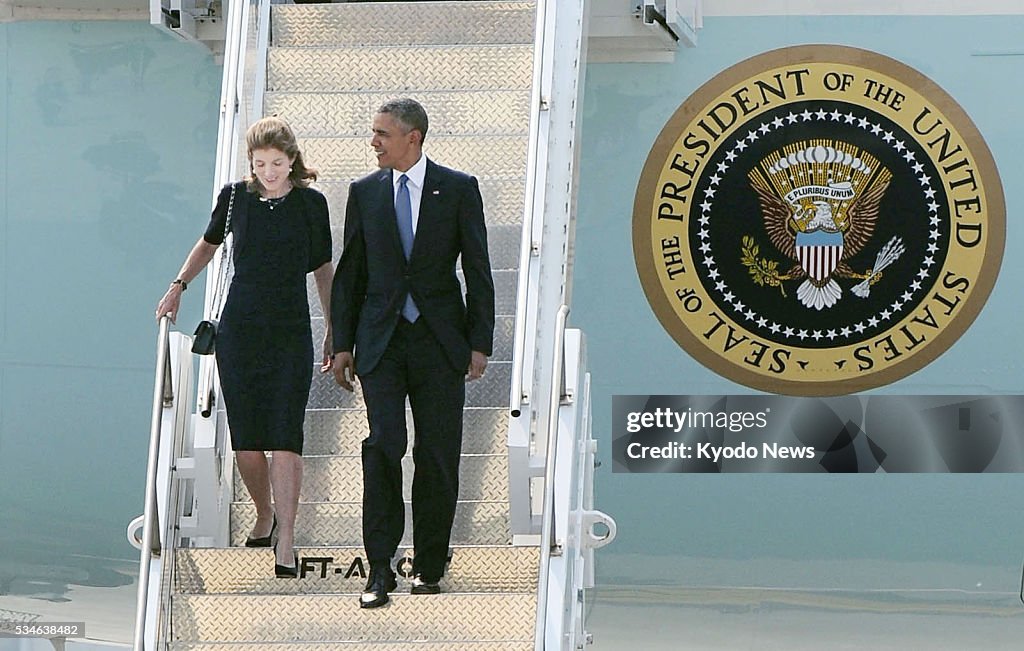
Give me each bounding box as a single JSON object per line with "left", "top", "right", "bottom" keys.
{"left": 331, "top": 98, "right": 495, "bottom": 609}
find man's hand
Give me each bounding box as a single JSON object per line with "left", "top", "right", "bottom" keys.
{"left": 332, "top": 351, "right": 356, "bottom": 392}
{"left": 466, "top": 350, "right": 488, "bottom": 381}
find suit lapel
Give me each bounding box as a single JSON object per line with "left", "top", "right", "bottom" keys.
{"left": 411, "top": 159, "right": 443, "bottom": 264}
{"left": 377, "top": 170, "right": 406, "bottom": 264}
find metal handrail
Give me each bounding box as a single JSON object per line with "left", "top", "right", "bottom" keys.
{"left": 132, "top": 315, "right": 172, "bottom": 651}
{"left": 509, "top": 0, "right": 551, "bottom": 418}
{"left": 533, "top": 303, "right": 570, "bottom": 651}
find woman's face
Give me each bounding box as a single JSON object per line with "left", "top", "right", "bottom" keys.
{"left": 251, "top": 147, "right": 294, "bottom": 195}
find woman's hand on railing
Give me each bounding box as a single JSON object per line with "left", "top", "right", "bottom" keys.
{"left": 155, "top": 284, "right": 184, "bottom": 323}
{"left": 156, "top": 238, "right": 218, "bottom": 324}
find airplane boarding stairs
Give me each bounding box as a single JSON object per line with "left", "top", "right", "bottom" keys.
{"left": 134, "top": 2, "right": 614, "bottom": 649}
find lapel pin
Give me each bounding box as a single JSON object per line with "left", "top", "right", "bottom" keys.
{"left": 432, "top": 190, "right": 440, "bottom": 195}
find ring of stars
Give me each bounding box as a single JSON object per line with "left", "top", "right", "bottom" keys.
{"left": 696, "top": 106, "right": 945, "bottom": 345}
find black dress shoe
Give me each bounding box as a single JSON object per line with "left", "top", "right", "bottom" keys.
{"left": 360, "top": 566, "right": 397, "bottom": 608}
{"left": 410, "top": 575, "right": 441, "bottom": 595}
{"left": 274, "top": 545, "right": 298, "bottom": 579}
{"left": 245, "top": 515, "right": 277, "bottom": 548}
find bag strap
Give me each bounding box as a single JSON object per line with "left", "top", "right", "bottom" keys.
{"left": 210, "top": 182, "right": 238, "bottom": 321}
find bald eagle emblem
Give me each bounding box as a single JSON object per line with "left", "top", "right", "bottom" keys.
{"left": 742, "top": 141, "right": 904, "bottom": 310}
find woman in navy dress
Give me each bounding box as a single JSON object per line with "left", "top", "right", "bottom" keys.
{"left": 155, "top": 117, "right": 334, "bottom": 577}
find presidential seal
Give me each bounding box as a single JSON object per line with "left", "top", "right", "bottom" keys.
{"left": 633, "top": 45, "right": 1004, "bottom": 396}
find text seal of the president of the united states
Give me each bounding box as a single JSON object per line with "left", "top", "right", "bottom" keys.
{"left": 633, "top": 45, "right": 1004, "bottom": 396}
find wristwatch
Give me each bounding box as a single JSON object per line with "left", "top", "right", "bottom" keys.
{"left": 172, "top": 278, "right": 188, "bottom": 291}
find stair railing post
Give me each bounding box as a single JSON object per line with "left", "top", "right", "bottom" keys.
{"left": 132, "top": 316, "right": 171, "bottom": 651}
{"left": 534, "top": 304, "right": 570, "bottom": 651}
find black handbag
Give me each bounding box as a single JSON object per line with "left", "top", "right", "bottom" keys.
{"left": 191, "top": 183, "right": 238, "bottom": 355}
{"left": 191, "top": 319, "right": 218, "bottom": 355}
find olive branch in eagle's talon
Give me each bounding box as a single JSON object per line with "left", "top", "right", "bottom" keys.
{"left": 741, "top": 235, "right": 793, "bottom": 298}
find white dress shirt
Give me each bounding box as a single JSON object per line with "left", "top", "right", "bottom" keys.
{"left": 391, "top": 154, "right": 427, "bottom": 235}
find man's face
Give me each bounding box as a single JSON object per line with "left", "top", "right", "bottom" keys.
{"left": 371, "top": 112, "right": 419, "bottom": 171}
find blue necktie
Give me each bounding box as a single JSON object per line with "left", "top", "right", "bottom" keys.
{"left": 396, "top": 174, "right": 420, "bottom": 322}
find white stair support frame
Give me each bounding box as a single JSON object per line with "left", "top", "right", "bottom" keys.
{"left": 175, "top": 413, "right": 230, "bottom": 545}
{"left": 519, "top": 1, "right": 621, "bottom": 645}
{"left": 131, "top": 321, "right": 195, "bottom": 651}
{"left": 534, "top": 305, "right": 570, "bottom": 651}
{"left": 509, "top": 0, "right": 553, "bottom": 539}
{"left": 509, "top": 0, "right": 590, "bottom": 540}
{"left": 532, "top": 0, "right": 587, "bottom": 469}
{"left": 536, "top": 325, "right": 618, "bottom": 650}
{"left": 567, "top": 360, "right": 616, "bottom": 649}
{"left": 548, "top": 328, "right": 580, "bottom": 651}
{"left": 529, "top": 0, "right": 589, "bottom": 535}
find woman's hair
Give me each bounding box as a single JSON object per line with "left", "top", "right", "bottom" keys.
{"left": 245, "top": 116, "right": 318, "bottom": 192}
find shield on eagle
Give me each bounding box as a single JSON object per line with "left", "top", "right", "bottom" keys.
{"left": 795, "top": 230, "right": 845, "bottom": 282}
{"left": 745, "top": 141, "right": 893, "bottom": 310}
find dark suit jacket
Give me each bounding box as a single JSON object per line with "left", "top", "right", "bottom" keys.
{"left": 331, "top": 159, "right": 495, "bottom": 375}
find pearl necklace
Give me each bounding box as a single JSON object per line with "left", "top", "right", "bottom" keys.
{"left": 260, "top": 194, "right": 288, "bottom": 210}
{"left": 260, "top": 184, "right": 293, "bottom": 210}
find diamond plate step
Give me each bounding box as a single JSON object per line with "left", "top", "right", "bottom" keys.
{"left": 171, "top": 642, "right": 532, "bottom": 651}
{"left": 230, "top": 501, "right": 510, "bottom": 547}
{"left": 303, "top": 361, "right": 511, "bottom": 411}
{"left": 175, "top": 546, "right": 538, "bottom": 595}
{"left": 299, "top": 135, "right": 527, "bottom": 181}
{"left": 299, "top": 408, "right": 509, "bottom": 456}
{"left": 267, "top": 90, "right": 531, "bottom": 138}
{"left": 273, "top": 2, "right": 535, "bottom": 48}
{"left": 315, "top": 178, "right": 526, "bottom": 227}
{"left": 173, "top": 594, "right": 534, "bottom": 643}
{"left": 233, "top": 454, "right": 509, "bottom": 503}
{"left": 182, "top": 2, "right": 543, "bottom": 645}
{"left": 308, "top": 269, "right": 520, "bottom": 319}
{"left": 268, "top": 46, "right": 533, "bottom": 93}
{"left": 216, "top": 408, "right": 509, "bottom": 457}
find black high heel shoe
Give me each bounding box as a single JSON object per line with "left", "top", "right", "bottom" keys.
{"left": 245, "top": 515, "right": 277, "bottom": 548}
{"left": 274, "top": 544, "right": 298, "bottom": 579}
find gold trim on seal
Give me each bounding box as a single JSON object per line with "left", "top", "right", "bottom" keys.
{"left": 633, "top": 45, "right": 1005, "bottom": 396}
